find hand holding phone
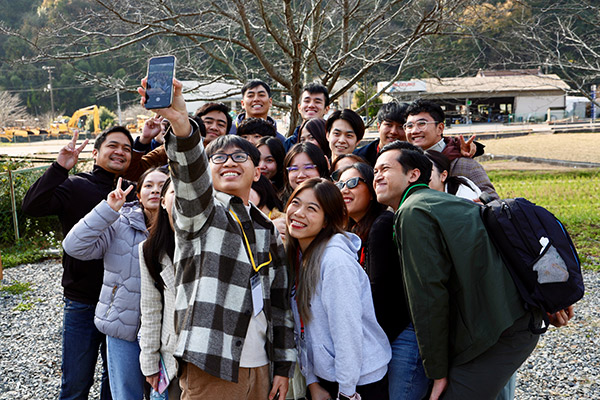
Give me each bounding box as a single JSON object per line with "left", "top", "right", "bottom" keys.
{"left": 145, "top": 55, "right": 176, "bottom": 109}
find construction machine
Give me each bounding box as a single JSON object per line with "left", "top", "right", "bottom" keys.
{"left": 49, "top": 105, "right": 101, "bottom": 138}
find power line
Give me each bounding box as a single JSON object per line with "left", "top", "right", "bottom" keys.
{"left": 1, "top": 85, "right": 100, "bottom": 93}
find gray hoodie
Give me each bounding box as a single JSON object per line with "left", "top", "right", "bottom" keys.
{"left": 291, "top": 232, "right": 391, "bottom": 395}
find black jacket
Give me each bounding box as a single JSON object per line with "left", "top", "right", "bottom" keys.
{"left": 364, "top": 210, "right": 410, "bottom": 342}
{"left": 22, "top": 162, "right": 135, "bottom": 304}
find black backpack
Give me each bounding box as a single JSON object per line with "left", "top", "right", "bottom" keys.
{"left": 480, "top": 197, "right": 584, "bottom": 333}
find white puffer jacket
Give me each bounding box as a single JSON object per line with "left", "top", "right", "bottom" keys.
{"left": 63, "top": 200, "right": 148, "bottom": 341}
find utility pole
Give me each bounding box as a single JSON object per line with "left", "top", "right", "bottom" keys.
{"left": 116, "top": 88, "right": 122, "bottom": 125}
{"left": 42, "top": 66, "right": 55, "bottom": 121}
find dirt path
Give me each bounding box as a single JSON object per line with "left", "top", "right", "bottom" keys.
{"left": 479, "top": 132, "right": 600, "bottom": 164}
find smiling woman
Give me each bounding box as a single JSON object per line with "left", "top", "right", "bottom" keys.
{"left": 285, "top": 178, "right": 391, "bottom": 400}
{"left": 62, "top": 166, "right": 169, "bottom": 399}
{"left": 281, "top": 142, "right": 330, "bottom": 204}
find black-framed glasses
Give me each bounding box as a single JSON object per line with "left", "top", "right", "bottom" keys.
{"left": 403, "top": 120, "right": 440, "bottom": 131}
{"left": 335, "top": 176, "right": 366, "bottom": 190}
{"left": 209, "top": 151, "right": 249, "bottom": 164}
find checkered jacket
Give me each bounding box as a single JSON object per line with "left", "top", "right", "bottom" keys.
{"left": 165, "top": 127, "right": 295, "bottom": 383}
{"left": 450, "top": 157, "right": 499, "bottom": 200}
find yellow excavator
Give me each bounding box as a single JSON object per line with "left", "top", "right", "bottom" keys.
{"left": 125, "top": 114, "right": 151, "bottom": 133}
{"left": 0, "top": 120, "right": 49, "bottom": 142}
{"left": 49, "top": 105, "right": 101, "bottom": 139}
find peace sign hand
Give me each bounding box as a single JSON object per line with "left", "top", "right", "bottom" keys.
{"left": 107, "top": 177, "right": 134, "bottom": 212}
{"left": 57, "top": 131, "right": 89, "bottom": 170}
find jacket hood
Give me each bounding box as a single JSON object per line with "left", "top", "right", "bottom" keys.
{"left": 326, "top": 232, "right": 361, "bottom": 260}
{"left": 120, "top": 201, "right": 147, "bottom": 232}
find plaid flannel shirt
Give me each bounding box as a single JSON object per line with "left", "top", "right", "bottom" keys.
{"left": 165, "top": 126, "right": 295, "bottom": 383}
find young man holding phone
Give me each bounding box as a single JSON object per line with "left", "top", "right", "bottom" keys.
{"left": 138, "top": 77, "right": 295, "bottom": 400}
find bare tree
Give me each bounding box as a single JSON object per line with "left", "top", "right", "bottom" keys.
{"left": 1, "top": 0, "right": 475, "bottom": 134}
{"left": 0, "top": 91, "right": 29, "bottom": 127}
{"left": 516, "top": 1, "right": 600, "bottom": 103}
{"left": 467, "top": 0, "right": 600, "bottom": 105}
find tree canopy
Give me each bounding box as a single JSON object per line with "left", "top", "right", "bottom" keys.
{"left": 0, "top": 0, "right": 599, "bottom": 129}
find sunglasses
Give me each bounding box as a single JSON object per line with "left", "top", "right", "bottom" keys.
{"left": 335, "top": 176, "right": 366, "bottom": 190}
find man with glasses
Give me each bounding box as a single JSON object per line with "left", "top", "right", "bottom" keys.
{"left": 404, "top": 99, "right": 499, "bottom": 200}
{"left": 137, "top": 78, "right": 295, "bottom": 400}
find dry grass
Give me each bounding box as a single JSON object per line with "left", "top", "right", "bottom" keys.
{"left": 479, "top": 132, "right": 600, "bottom": 163}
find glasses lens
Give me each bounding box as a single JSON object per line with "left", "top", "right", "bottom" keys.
{"left": 211, "top": 154, "right": 226, "bottom": 163}
{"left": 232, "top": 152, "right": 248, "bottom": 163}
{"left": 346, "top": 177, "right": 360, "bottom": 189}
{"left": 335, "top": 181, "right": 344, "bottom": 190}
{"left": 417, "top": 121, "right": 427, "bottom": 128}
{"left": 287, "top": 166, "right": 299, "bottom": 172}
{"left": 304, "top": 164, "right": 316, "bottom": 170}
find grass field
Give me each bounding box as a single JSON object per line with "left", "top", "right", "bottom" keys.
{"left": 488, "top": 168, "right": 600, "bottom": 269}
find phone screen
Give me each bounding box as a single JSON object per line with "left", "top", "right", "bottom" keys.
{"left": 145, "top": 55, "right": 176, "bottom": 109}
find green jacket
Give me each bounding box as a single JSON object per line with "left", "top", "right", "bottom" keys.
{"left": 394, "top": 185, "right": 525, "bottom": 379}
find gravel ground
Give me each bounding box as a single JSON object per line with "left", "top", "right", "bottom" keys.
{"left": 1, "top": 259, "right": 599, "bottom": 399}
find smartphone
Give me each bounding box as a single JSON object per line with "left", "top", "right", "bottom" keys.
{"left": 145, "top": 55, "right": 176, "bottom": 109}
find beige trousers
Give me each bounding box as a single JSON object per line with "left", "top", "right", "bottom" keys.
{"left": 180, "top": 362, "right": 271, "bottom": 400}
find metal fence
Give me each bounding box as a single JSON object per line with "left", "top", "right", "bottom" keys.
{"left": 0, "top": 164, "right": 55, "bottom": 243}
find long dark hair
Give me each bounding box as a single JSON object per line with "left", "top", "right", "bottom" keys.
{"left": 285, "top": 178, "right": 348, "bottom": 322}
{"left": 298, "top": 118, "right": 331, "bottom": 159}
{"left": 256, "top": 136, "right": 285, "bottom": 192}
{"left": 252, "top": 174, "right": 283, "bottom": 212}
{"left": 425, "top": 150, "right": 476, "bottom": 195}
{"left": 338, "top": 163, "right": 386, "bottom": 243}
{"left": 142, "top": 177, "right": 175, "bottom": 291}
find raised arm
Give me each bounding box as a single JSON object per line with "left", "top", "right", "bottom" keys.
{"left": 62, "top": 178, "right": 132, "bottom": 260}
{"left": 138, "top": 77, "right": 213, "bottom": 235}
{"left": 123, "top": 117, "right": 168, "bottom": 181}
{"left": 22, "top": 132, "right": 89, "bottom": 217}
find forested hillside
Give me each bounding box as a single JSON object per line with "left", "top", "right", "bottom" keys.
{"left": 0, "top": 0, "right": 597, "bottom": 118}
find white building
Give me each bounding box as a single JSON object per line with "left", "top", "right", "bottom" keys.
{"left": 181, "top": 81, "right": 242, "bottom": 115}
{"left": 378, "top": 69, "right": 570, "bottom": 123}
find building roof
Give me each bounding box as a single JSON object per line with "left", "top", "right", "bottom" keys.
{"left": 181, "top": 81, "right": 242, "bottom": 102}
{"left": 423, "top": 74, "right": 570, "bottom": 96}
{"left": 476, "top": 68, "right": 542, "bottom": 77}
{"left": 380, "top": 73, "right": 570, "bottom": 99}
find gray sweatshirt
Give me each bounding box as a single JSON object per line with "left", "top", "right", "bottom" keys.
{"left": 291, "top": 232, "right": 391, "bottom": 395}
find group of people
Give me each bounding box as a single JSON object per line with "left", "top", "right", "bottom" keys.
{"left": 22, "top": 77, "right": 575, "bottom": 400}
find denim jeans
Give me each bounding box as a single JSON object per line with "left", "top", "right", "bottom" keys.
{"left": 388, "top": 324, "right": 431, "bottom": 400}
{"left": 60, "top": 298, "right": 112, "bottom": 400}
{"left": 106, "top": 335, "right": 145, "bottom": 399}
{"left": 497, "top": 373, "right": 516, "bottom": 400}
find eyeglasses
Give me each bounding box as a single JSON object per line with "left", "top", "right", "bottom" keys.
{"left": 286, "top": 164, "right": 317, "bottom": 174}
{"left": 209, "top": 151, "right": 249, "bottom": 164}
{"left": 335, "top": 176, "right": 366, "bottom": 190}
{"left": 403, "top": 120, "right": 440, "bottom": 131}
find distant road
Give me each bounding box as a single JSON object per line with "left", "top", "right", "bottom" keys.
{"left": 2, "top": 121, "right": 600, "bottom": 157}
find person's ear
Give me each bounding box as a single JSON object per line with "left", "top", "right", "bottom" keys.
{"left": 92, "top": 148, "right": 98, "bottom": 161}
{"left": 408, "top": 168, "right": 421, "bottom": 184}
{"left": 441, "top": 170, "right": 449, "bottom": 184}
{"left": 253, "top": 166, "right": 261, "bottom": 182}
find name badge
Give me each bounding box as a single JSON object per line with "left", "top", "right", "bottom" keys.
{"left": 250, "top": 273, "right": 264, "bottom": 316}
